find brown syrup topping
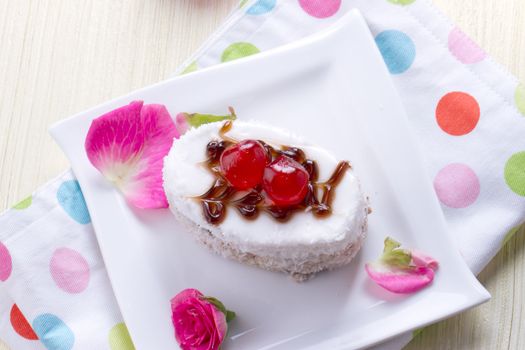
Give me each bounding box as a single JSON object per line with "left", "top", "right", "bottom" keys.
{"left": 195, "top": 121, "right": 351, "bottom": 225}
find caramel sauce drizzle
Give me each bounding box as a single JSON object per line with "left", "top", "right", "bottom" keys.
{"left": 195, "top": 121, "right": 351, "bottom": 225}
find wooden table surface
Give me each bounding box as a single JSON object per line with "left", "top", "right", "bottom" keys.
{"left": 0, "top": 1, "right": 524, "bottom": 349}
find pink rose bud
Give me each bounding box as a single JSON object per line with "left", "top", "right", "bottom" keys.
{"left": 171, "top": 288, "right": 235, "bottom": 350}
{"left": 365, "top": 237, "right": 439, "bottom": 294}
{"left": 175, "top": 113, "right": 190, "bottom": 135}
{"left": 176, "top": 107, "right": 237, "bottom": 136}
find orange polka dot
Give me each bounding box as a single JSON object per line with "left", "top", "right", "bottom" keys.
{"left": 10, "top": 304, "right": 38, "bottom": 340}
{"left": 436, "top": 92, "right": 480, "bottom": 136}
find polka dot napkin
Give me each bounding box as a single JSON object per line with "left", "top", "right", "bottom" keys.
{"left": 1, "top": 0, "right": 524, "bottom": 349}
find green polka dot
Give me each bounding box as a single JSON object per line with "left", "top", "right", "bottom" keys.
{"left": 180, "top": 61, "right": 198, "bottom": 75}
{"left": 12, "top": 196, "right": 32, "bottom": 210}
{"left": 505, "top": 151, "right": 525, "bottom": 196}
{"left": 109, "top": 323, "right": 135, "bottom": 350}
{"left": 503, "top": 224, "right": 523, "bottom": 246}
{"left": 387, "top": 0, "right": 416, "bottom": 5}
{"left": 221, "top": 42, "right": 260, "bottom": 63}
{"left": 515, "top": 84, "right": 525, "bottom": 116}
{"left": 412, "top": 327, "right": 424, "bottom": 338}
{"left": 239, "top": 0, "right": 249, "bottom": 8}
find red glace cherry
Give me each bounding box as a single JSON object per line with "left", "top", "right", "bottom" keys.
{"left": 263, "top": 155, "right": 310, "bottom": 206}
{"left": 220, "top": 139, "right": 267, "bottom": 190}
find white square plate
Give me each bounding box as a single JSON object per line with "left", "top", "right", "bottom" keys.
{"left": 51, "top": 11, "right": 489, "bottom": 350}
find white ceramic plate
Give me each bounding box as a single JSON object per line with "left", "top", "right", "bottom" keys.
{"left": 51, "top": 11, "right": 490, "bottom": 350}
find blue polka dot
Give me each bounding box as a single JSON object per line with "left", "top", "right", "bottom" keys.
{"left": 32, "top": 314, "right": 75, "bottom": 350}
{"left": 57, "top": 180, "right": 91, "bottom": 224}
{"left": 246, "top": 0, "right": 276, "bottom": 15}
{"left": 375, "top": 30, "right": 416, "bottom": 74}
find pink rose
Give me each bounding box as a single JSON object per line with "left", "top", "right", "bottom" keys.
{"left": 171, "top": 288, "right": 235, "bottom": 350}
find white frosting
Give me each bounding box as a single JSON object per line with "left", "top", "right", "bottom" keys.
{"left": 163, "top": 121, "right": 368, "bottom": 261}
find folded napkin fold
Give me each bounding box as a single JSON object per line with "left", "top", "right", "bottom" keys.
{"left": 1, "top": 0, "right": 524, "bottom": 349}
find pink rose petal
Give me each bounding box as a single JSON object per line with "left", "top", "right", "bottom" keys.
{"left": 211, "top": 303, "right": 227, "bottom": 346}
{"left": 411, "top": 250, "right": 439, "bottom": 270}
{"left": 366, "top": 263, "right": 435, "bottom": 294}
{"left": 85, "top": 101, "right": 179, "bottom": 208}
{"left": 171, "top": 288, "right": 203, "bottom": 306}
{"left": 175, "top": 113, "right": 190, "bottom": 135}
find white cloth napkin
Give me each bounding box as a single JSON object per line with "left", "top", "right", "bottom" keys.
{"left": 1, "top": 0, "right": 524, "bottom": 349}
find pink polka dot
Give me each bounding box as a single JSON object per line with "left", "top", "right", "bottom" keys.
{"left": 448, "top": 28, "right": 486, "bottom": 64}
{"left": 298, "top": 0, "right": 341, "bottom": 18}
{"left": 434, "top": 163, "right": 480, "bottom": 208}
{"left": 0, "top": 242, "right": 12, "bottom": 282}
{"left": 50, "top": 248, "right": 90, "bottom": 293}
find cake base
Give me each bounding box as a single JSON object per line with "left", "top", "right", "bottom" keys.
{"left": 173, "top": 207, "right": 368, "bottom": 282}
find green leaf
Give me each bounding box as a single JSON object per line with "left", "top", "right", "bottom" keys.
{"left": 203, "top": 296, "right": 227, "bottom": 315}
{"left": 186, "top": 107, "right": 237, "bottom": 128}
{"left": 383, "top": 237, "right": 401, "bottom": 253}
{"left": 226, "top": 310, "right": 236, "bottom": 323}
{"left": 381, "top": 249, "right": 412, "bottom": 268}
{"left": 203, "top": 296, "right": 236, "bottom": 323}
